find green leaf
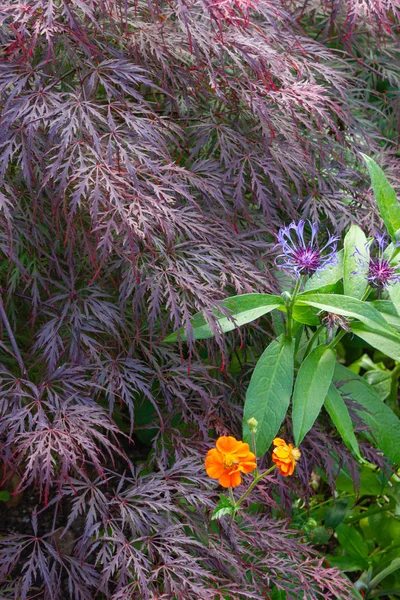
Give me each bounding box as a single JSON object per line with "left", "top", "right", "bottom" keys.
{"left": 334, "top": 364, "right": 400, "bottom": 464}
{"left": 272, "top": 310, "right": 286, "bottom": 337}
{"left": 164, "top": 293, "right": 283, "bottom": 342}
{"left": 388, "top": 282, "right": 400, "bottom": 315}
{"left": 296, "top": 293, "right": 394, "bottom": 334}
{"left": 371, "top": 300, "right": 400, "bottom": 329}
{"left": 292, "top": 344, "right": 336, "bottom": 445}
{"left": 369, "top": 558, "right": 400, "bottom": 591}
{"left": 336, "top": 523, "right": 369, "bottom": 561}
{"left": 343, "top": 225, "right": 369, "bottom": 299}
{"left": 361, "top": 154, "right": 400, "bottom": 241}
{"left": 243, "top": 336, "right": 294, "bottom": 457}
{"left": 326, "top": 555, "right": 367, "bottom": 573}
{"left": 305, "top": 249, "right": 344, "bottom": 292}
{"left": 324, "top": 384, "right": 361, "bottom": 459}
{"left": 350, "top": 321, "right": 400, "bottom": 362}
{"left": 291, "top": 304, "right": 320, "bottom": 326}
{"left": 336, "top": 465, "right": 389, "bottom": 496}
{"left": 324, "top": 499, "right": 349, "bottom": 529}
{"left": 348, "top": 353, "right": 381, "bottom": 375}
{"left": 0, "top": 491, "right": 10, "bottom": 502}
{"left": 368, "top": 513, "right": 400, "bottom": 548}
{"left": 211, "top": 494, "right": 237, "bottom": 520}
{"left": 363, "top": 370, "right": 391, "bottom": 401}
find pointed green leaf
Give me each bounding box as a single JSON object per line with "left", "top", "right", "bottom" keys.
{"left": 324, "top": 384, "right": 361, "bottom": 459}
{"left": 334, "top": 364, "right": 400, "bottom": 464}
{"left": 369, "top": 558, "right": 400, "bottom": 590}
{"left": 211, "top": 494, "right": 237, "bottom": 520}
{"left": 350, "top": 321, "right": 400, "bottom": 362}
{"left": 335, "top": 523, "right": 369, "bottom": 562}
{"left": 371, "top": 299, "right": 400, "bottom": 329}
{"left": 243, "top": 336, "right": 294, "bottom": 456}
{"left": 164, "top": 293, "right": 283, "bottom": 341}
{"left": 363, "top": 370, "right": 391, "bottom": 401}
{"left": 305, "top": 250, "right": 344, "bottom": 292}
{"left": 361, "top": 154, "right": 400, "bottom": 241}
{"left": 343, "top": 225, "right": 369, "bottom": 299}
{"left": 388, "top": 281, "right": 400, "bottom": 315}
{"left": 292, "top": 344, "right": 336, "bottom": 445}
{"left": 296, "top": 293, "right": 394, "bottom": 334}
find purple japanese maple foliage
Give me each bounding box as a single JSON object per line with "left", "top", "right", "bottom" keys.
{"left": 0, "top": 0, "right": 397, "bottom": 598}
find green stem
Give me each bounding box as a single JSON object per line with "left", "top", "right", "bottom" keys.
{"left": 327, "top": 328, "right": 346, "bottom": 350}
{"left": 361, "top": 287, "right": 372, "bottom": 301}
{"left": 235, "top": 465, "right": 277, "bottom": 509}
{"left": 297, "top": 493, "right": 355, "bottom": 517}
{"left": 251, "top": 430, "right": 259, "bottom": 478}
{"left": 304, "top": 324, "right": 323, "bottom": 357}
{"left": 344, "top": 502, "right": 395, "bottom": 524}
{"left": 286, "top": 278, "right": 302, "bottom": 339}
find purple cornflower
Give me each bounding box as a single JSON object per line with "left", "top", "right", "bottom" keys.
{"left": 275, "top": 220, "right": 338, "bottom": 278}
{"left": 365, "top": 233, "right": 400, "bottom": 288}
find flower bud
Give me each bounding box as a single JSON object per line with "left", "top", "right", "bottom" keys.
{"left": 306, "top": 518, "right": 318, "bottom": 530}
{"left": 280, "top": 291, "right": 292, "bottom": 306}
{"left": 247, "top": 417, "right": 258, "bottom": 432}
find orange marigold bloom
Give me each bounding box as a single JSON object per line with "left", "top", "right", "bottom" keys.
{"left": 272, "top": 437, "right": 301, "bottom": 476}
{"left": 205, "top": 436, "right": 257, "bottom": 488}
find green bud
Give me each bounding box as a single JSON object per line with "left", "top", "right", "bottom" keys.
{"left": 281, "top": 291, "right": 292, "bottom": 305}
{"left": 247, "top": 417, "right": 258, "bottom": 432}
{"left": 305, "top": 518, "right": 318, "bottom": 530}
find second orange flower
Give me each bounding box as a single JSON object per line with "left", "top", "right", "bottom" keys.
{"left": 272, "top": 437, "right": 301, "bottom": 476}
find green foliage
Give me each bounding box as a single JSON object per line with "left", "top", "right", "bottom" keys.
{"left": 164, "top": 294, "right": 283, "bottom": 341}
{"left": 292, "top": 345, "right": 336, "bottom": 445}
{"left": 350, "top": 322, "right": 400, "bottom": 362}
{"left": 304, "top": 249, "right": 344, "bottom": 292}
{"left": 296, "top": 293, "right": 394, "bottom": 334}
{"left": 324, "top": 384, "right": 361, "bottom": 459}
{"left": 361, "top": 154, "right": 400, "bottom": 241}
{"left": 294, "top": 467, "right": 400, "bottom": 600}
{"left": 211, "top": 495, "right": 237, "bottom": 520}
{"left": 243, "top": 336, "right": 294, "bottom": 456}
{"left": 343, "top": 225, "right": 369, "bottom": 299}
{"left": 166, "top": 157, "right": 400, "bottom": 485}
{"left": 334, "top": 364, "right": 400, "bottom": 465}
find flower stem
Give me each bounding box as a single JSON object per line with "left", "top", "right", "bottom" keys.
{"left": 304, "top": 324, "right": 323, "bottom": 357}
{"left": 235, "top": 465, "right": 277, "bottom": 509}
{"left": 327, "top": 328, "right": 346, "bottom": 350}
{"left": 250, "top": 430, "right": 260, "bottom": 478}
{"left": 286, "top": 277, "right": 302, "bottom": 339}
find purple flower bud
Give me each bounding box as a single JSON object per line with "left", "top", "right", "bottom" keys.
{"left": 275, "top": 220, "right": 338, "bottom": 278}
{"left": 319, "top": 311, "right": 351, "bottom": 342}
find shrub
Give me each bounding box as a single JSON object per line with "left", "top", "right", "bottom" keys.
{"left": 0, "top": 0, "right": 398, "bottom": 597}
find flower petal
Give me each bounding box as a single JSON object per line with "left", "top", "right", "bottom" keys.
{"left": 234, "top": 441, "right": 252, "bottom": 458}
{"left": 219, "top": 471, "right": 235, "bottom": 488}
{"left": 273, "top": 438, "right": 286, "bottom": 447}
{"left": 239, "top": 460, "right": 257, "bottom": 474}
{"left": 216, "top": 436, "right": 240, "bottom": 454}
{"left": 229, "top": 470, "right": 242, "bottom": 488}
{"left": 205, "top": 449, "right": 224, "bottom": 479}
{"left": 273, "top": 446, "right": 290, "bottom": 459}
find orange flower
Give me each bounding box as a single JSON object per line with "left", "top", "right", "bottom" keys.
{"left": 272, "top": 437, "right": 301, "bottom": 476}
{"left": 205, "top": 436, "right": 257, "bottom": 488}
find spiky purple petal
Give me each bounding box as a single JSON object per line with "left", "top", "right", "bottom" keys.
{"left": 363, "top": 233, "right": 400, "bottom": 288}
{"left": 275, "top": 220, "right": 338, "bottom": 278}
